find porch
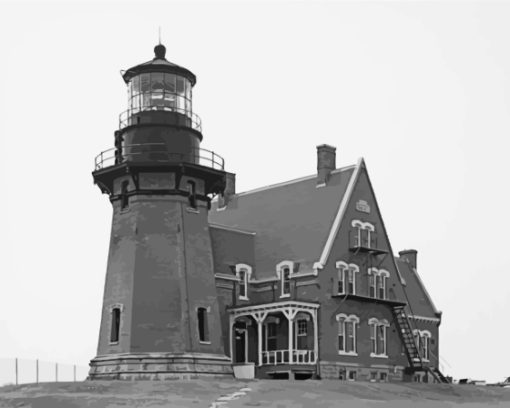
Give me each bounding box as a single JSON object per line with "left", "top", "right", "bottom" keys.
{"left": 228, "top": 301, "right": 320, "bottom": 378}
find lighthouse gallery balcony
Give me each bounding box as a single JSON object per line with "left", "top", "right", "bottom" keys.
{"left": 94, "top": 143, "right": 225, "bottom": 171}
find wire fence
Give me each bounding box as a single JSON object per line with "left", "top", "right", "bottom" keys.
{"left": 0, "top": 358, "right": 89, "bottom": 386}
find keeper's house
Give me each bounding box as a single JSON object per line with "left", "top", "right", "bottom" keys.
{"left": 209, "top": 146, "right": 445, "bottom": 382}
{"left": 89, "top": 44, "right": 446, "bottom": 383}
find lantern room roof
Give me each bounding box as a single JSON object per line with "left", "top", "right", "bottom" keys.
{"left": 121, "top": 44, "right": 197, "bottom": 86}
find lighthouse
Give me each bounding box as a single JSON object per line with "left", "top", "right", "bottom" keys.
{"left": 89, "top": 44, "right": 233, "bottom": 379}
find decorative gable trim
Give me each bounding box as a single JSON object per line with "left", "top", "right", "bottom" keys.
{"left": 408, "top": 314, "right": 441, "bottom": 323}
{"left": 315, "top": 158, "right": 363, "bottom": 268}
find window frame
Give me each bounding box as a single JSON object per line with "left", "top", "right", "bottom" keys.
{"left": 336, "top": 313, "right": 359, "bottom": 356}
{"left": 235, "top": 264, "right": 252, "bottom": 301}
{"left": 197, "top": 306, "right": 210, "bottom": 344}
{"left": 109, "top": 303, "right": 123, "bottom": 345}
{"left": 276, "top": 261, "right": 294, "bottom": 298}
{"left": 369, "top": 318, "right": 389, "bottom": 358}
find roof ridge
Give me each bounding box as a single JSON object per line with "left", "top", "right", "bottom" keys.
{"left": 230, "top": 164, "right": 356, "bottom": 199}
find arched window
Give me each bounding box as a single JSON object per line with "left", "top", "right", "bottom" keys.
{"left": 336, "top": 262, "right": 359, "bottom": 295}
{"left": 336, "top": 314, "right": 359, "bottom": 355}
{"left": 413, "top": 329, "right": 431, "bottom": 361}
{"left": 368, "top": 268, "right": 390, "bottom": 300}
{"left": 197, "top": 307, "right": 209, "bottom": 343}
{"left": 368, "top": 318, "right": 389, "bottom": 357}
{"left": 276, "top": 261, "right": 293, "bottom": 298}
{"left": 235, "top": 264, "right": 252, "bottom": 300}
{"left": 351, "top": 220, "right": 376, "bottom": 248}
{"left": 120, "top": 180, "right": 129, "bottom": 210}
{"left": 110, "top": 305, "right": 122, "bottom": 343}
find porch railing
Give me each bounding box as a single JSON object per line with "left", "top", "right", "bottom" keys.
{"left": 261, "top": 350, "right": 316, "bottom": 365}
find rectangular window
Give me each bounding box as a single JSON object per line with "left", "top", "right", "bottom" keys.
{"left": 198, "top": 307, "right": 209, "bottom": 342}
{"left": 378, "top": 276, "right": 386, "bottom": 299}
{"left": 347, "top": 269, "right": 354, "bottom": 294}
{"left": 338, "top": 320, "right": 345, "bottom": 352}
{"left": 187, "top": 181, "right": 197, "bottom": 209}
{"left": 296, "top": 319, "right": 307, "bottom": 350}
{"left": 120, "top": 181, "right": 129, "bottom": 210}
{"left": 348, "top": 370, "right": 357, "bottom": 381}
{"left": 380, "top": 372, "right": 388, "bottom": 382}
{"left": 238, "top": 270, "right": 247, "bottom": 299}
{"left": 110, "top": 308, "right": 121, "bottom": 343}
{"left": 369, "top": 275, "right": 376, "bottom": 298}
{"left": 338, "top": 269, "right": 345, "bottom": 294}
{"left": 370, "top": 324, "right": 376, "bottom": 354}
{"left": 346, "top": 321, "right": 355, "bottom": 353}
{"left": 266, "top": 322, "right": 277, "bottom": 351}
{"left": 370, "top": 372, "right": 377, "bottom": 381}
{"left": 281, "top": 267, "right": 291, "bottom": 296}
{"left": 377, "top": 325, "right": 386, "bottom": 355}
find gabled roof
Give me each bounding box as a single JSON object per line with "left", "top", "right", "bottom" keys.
{"left": 209, "top": 166, "right": 356, "bottom": 279}
{"left": 395, "top": 257, "right": 440, "bottom": 319}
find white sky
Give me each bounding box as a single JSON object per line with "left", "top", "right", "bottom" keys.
{"left": 0, "top": 0, "right": 509, "bottom": 383}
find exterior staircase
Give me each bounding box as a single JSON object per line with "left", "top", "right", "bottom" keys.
{"left": 392, "top": 306, "right": 449, "bottom": 384}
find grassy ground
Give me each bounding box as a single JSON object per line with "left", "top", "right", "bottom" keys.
{"left": 0, "top": 379, "right": 509, "bottom": 408}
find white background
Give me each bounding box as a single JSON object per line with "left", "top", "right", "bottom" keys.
{"left": 0, "top": 0, "right": 508, "bottom": 383}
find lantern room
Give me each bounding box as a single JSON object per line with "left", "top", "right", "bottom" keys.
{"left": 119, "top": 43, "right": 201, "bottom": 132}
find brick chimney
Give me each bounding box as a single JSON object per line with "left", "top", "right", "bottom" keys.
{"left": 317, "top": 144, "right": 336, "bottom": 186}
{"left": 399, "top": 249, "right": 417, "bottom": 270}
{"left": 218, "top": 172, "right": 236, "bottom": 208}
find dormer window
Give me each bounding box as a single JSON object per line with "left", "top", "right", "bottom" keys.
{"left": 335, "top": 261, "right": 359, "bottom": 295}
{"left": 276, "top": 261, "right": 293, "bottom": 298}
{"left": 235, "top": 264, "right": 252, "bottom": 301}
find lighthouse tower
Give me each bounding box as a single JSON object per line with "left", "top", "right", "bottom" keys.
{"left": 89, "top": 44, "right": 232, "bottom": 379}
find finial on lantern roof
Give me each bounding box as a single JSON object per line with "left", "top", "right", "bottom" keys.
{"left": 154, "top": 43, "right": 166, "bottom": 59}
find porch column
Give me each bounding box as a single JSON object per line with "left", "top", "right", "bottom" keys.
{"left": 229, "top": 314, "right": 235, "bottom": 362}
{"left": 253, "top": 311, "right": 268, "bottom": 367}
{"left": 283, "top": 308, "right": 298, "bottom": 364}
{"left": 312, "top": 309, "right": 318, "bottom": 363}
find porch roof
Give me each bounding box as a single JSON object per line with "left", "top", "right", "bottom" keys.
{"left": 227, "top": 300, "right": 320, "bottom": 317}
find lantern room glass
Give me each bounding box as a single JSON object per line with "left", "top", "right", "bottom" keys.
{"left": 127, "top": 73, "right": 192, "bottom": 118}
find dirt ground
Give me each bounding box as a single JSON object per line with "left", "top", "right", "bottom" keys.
{"left": 0, "top": 379, "right": 509, "bottom": 408}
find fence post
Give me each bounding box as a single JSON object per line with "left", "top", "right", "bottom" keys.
{"left": 15, "top": 358, "right": 18, "bottom": 386}
{"left": 36, "top": 359, "right": 39, "bottom": 384}
{"left": 73, "top": 365, "right": 76, "bottom": 382}
{"left": 55, "top": 363, "right": 58, "bottom": 382}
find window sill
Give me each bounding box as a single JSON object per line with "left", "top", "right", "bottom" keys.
{"left": 239, "top": 296, "right": 249, "bottom": 301}
{"left": 186, "top": 207, "right": 200, "bottom": 214}
{"left": 109, "top": 341, "right": 119, "bottom": 345}
{"left": 370, "top": 353, "right": 389, "bottom": 359}
{"left": 199, "top": 341, "right": 211, "bottom": 345}
{"left": 338, "top": 351, "right": 358, "bottom": 356}
{"left": 280, "top": 294, "right": 291, "bottom": 299}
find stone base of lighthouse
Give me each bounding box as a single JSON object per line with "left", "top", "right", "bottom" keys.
{"left": 88, "top": 352, "right": 233, "bottom": 380}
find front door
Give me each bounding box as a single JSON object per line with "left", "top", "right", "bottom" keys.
{"left": 235, "top": 326, "right": 247, "bottom": 363}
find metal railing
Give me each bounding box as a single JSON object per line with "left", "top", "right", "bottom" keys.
{"left": 261, "top": 350, "right": 316, "bottom": 365}
{"left": 94, "top": 143, "right": 225, "bottom": 171}
{"left": 118, "top": 106, "right": 202, "bottom": 132}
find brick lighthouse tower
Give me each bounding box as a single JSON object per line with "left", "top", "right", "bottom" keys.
{"left": 89, "top": 44, "right": 233, "bottom": 379}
